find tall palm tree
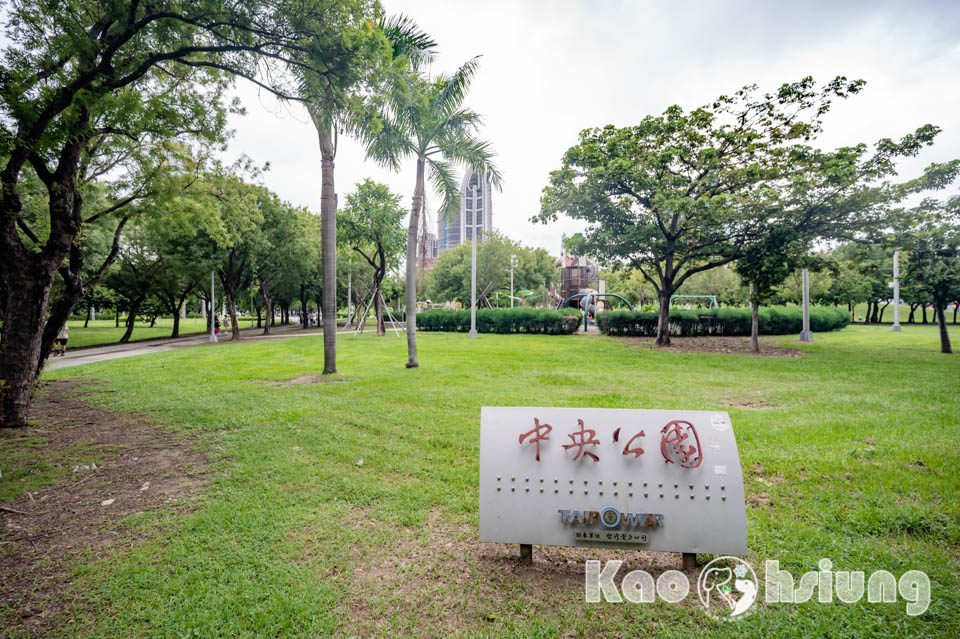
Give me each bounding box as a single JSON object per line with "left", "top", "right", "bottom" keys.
{"left": 366, "top": 58, "right": 501, "bottom": 367}
{"left": 303, "top": 15, "right": 435, "bottom": 374}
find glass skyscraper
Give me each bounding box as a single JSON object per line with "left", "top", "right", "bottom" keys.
{"left": 437, "top": 167, "right": 492, "bottom": 252}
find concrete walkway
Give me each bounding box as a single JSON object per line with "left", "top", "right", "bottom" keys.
{"left": 45, "top": 324, "right": 328, "bottom": 371}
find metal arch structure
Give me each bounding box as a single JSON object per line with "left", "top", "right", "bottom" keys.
{"left": 669, "top": 295, "right": 718, "bottom": 309}
{"left": 557, "top": 293, "right": 634, "bottom": 311}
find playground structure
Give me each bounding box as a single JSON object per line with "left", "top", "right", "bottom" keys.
{"left": 555, "top": 249, "right": 634, "bottom": 330}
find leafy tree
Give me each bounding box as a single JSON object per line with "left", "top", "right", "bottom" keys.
{"left": 426, "top": 232, "right": 557, "bottom": 307}
{"left": 537, "top": 77, "right": 874, "bottom": 346}
{"left": 367, "top": 58, "right": 501, "bottom": 367}
{"left": 250, "top": 192, "right": 314, "bottom": 335}
{"left": 102, "top": 225, "right": 165, "bottom": 343}
{"left": 0, "top": 0, "right": 370, "bottom": 427}
{"left": 897, "top": 196, "right": 960, "bottom": 353}
{"left": 340, "top": 180, "right": 406, "bottom": 334}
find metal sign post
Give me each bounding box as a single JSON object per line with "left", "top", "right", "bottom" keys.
{"left": 480, "top": 407, "right": 748, "bottom": 567}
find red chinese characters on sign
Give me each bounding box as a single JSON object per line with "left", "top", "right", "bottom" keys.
{"left": 660, "top": 420, "right": 702, "bottom": 468}
{"left": 518, "top": 418, "right": 552, "bottom": 461}
{"left": 563, "top": 419, "right": 600, "bottom": 462}
{"left": 622, "top": 430, "right": 646, "bottom": 458}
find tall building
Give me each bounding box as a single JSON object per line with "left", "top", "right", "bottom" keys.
{"left": 437, "top": 167, "right": 493, "bottom": 252}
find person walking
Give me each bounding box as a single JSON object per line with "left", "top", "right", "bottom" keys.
{"left": 55, "top": 321, "right": 69, "bottom": 356}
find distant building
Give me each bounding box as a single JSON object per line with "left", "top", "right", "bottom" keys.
{"left": 437, "top": 167, "right": 493, "bottom": 252}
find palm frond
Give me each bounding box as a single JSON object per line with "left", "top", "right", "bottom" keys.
{"left": 427, "top": 158, "right": 461, "bottom": 216}
{"left": 437, "top": 133, "right": 503, "bottom": 191}
{"left": 434, "top": 56, "right": 481, "bottom": 117}
{"left": 380, "top": 14, "right": 437, "bottom": 70}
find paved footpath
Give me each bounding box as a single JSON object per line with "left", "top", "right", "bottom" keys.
{"left": 45, "top": 324, "right": 328, "bottom": 371}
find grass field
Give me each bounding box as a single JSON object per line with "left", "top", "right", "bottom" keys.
{"left": 63, "top": 318, "right": 211, "bottom": 348}
{"left": 5, "top": 324, "right": 959, "bottom": 638}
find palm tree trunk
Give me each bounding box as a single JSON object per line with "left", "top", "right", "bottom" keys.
{"left": 320, "top": 127, "right": 337, "bottom": 374}
{"left": 405, "top": 158, "right": 425, "bottom": 367}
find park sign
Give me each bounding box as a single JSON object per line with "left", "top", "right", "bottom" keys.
{"left": 479, "top": 407, "right": 747, "bottom": 555}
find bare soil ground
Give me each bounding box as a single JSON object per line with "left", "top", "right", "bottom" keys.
{"left": 316, "top": 509, "right": 703, "bottom": 637}
{"left": 0, "top": 380, "right": 207, "bottom": 637}
{"left": 619, "top": 336, "right": 802, "bottom": 357}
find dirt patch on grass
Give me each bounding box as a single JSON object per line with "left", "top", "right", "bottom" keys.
{"left": 326, "top": 509, "right": 702, "bottom": 637}
{"left": 261, "top": 374, "right": 349, "bottom": 386}
{"left": 619, "top": 336, "right": 802, "bottom": 357}
{"left": 0, "top": 379, "right": 207, "bottom": 637}
{"left": 721, "top": 397, "right": 772, "bottom": 409}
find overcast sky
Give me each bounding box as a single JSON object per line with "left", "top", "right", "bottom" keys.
{"left": 225, "top": 0, "right": 960, "bottom": 255}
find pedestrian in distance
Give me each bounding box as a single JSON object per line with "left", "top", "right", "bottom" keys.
{"left": 54, "top": 321, "right": 69, "bottom": 356}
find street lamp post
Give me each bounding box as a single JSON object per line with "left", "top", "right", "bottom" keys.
{"left": 209, "top": 270, "right": 218, "bottom": 343}
{"left": 469, "top": 229, "right": 478, "bottom": 338}
{"left": 891, "top": 250, "right": 902, "bottom": 332}
{"left": 509, "top": 254, "right": 517, "bottom": 308}
{"left": 800, "top": 268, "right": 813, "bottom": 342}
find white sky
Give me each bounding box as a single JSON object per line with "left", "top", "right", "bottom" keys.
{"left": 226, "top": 0, "right": 960, "bottom": 256}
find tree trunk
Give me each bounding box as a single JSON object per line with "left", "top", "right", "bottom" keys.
{"left": 655, "top": 291, "right": 672, "bottom": 346}
{"left": 119, "top": 299, "right": 142, "bottom": 343}
{"left": 300, "top": 285, "right": 310, "bottom": 330}
{"left": 0, "top": 272, "right": 53, "bottom": 427}
{"left": 227, "top": 295, "right": 240, "bottom": 340}
{"left": 935, "top": 296, "right": 952, "bottom": 354}
{"left": 149, "top": 314, "right": 157, "bottom": 328}
{"left": 375, "top": 282, "right": 385, "bottom": 336}
{"left": 319, "top": 127, "right": 337, "bottom": 374}
{"left": 922, "top": 305, "right": 928, "bottom": 324}
{"left": 260, "top": 279, "right": 273, "bottom": 335}
{"left": 405, "top": 157, "right": 425, "bottom": 367}
{"left": 85, "top": 305, "right": 92, "bottom": 328}
{"left": 953, "top": 302, "right": 958, "bottom": 324}
{"left": 256, "top": 306, "right": 262, "bottom": 329}
{"left": 171, "top": 309, "right": 180, "bottom": 338}
{"left": 115, "top": 305, "right": 120, "bottom": 327}
{"left": 909, "top": 304, "right": 917, "bottom": 324}
{"left": 750, "top": 281, "right": 760, "bottom": 353}
{"left": 877, "top": 302, "right": 889, "bottom": 324}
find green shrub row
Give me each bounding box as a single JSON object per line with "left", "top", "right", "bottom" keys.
{"left": 416, "top": 308, "right": 582, "bottom": 334}
{"left": 597, "top": 306, "right": 850, "bottom": 337}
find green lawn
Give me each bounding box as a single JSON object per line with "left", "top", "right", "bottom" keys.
{"left": 8, "top": 325, "right": 960, "bottom": 638}
{"left": 65, "top": 317, "right": 221, "bottom": 348}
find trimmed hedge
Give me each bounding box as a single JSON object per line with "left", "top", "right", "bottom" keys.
{"left": 597, "top": 306, "right": 850, "bottom": 337}
{"left": 416, "top": 308, "right": 582, "bottom": 334}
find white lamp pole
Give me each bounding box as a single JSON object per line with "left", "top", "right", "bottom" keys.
{"left": 800, "top": 268, "right": 813, "bottom": 342}
{"left": 469, "top": 229, "right": 478, "bottom": 338}
{"left": 209, "top": 270, "right": 218, "bottom": 343}
{"left": 510, "top": 254, "right": 517, "bottom": 308}
{"left": 891, "top": 250, "right": 902, "bottom": 332}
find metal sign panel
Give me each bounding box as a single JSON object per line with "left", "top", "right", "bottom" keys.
{"left": 479, "top": 407, "right": 747, "bottom": 555}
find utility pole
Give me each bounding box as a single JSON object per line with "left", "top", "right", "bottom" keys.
{"left": 510, "top": 254, "right": 517, "bottom": 308}
{"left": 800, "top": 268, "right": 813, "bottom": 342}
{"left": 891, "top": 250, "right": 902, "bottom": 332}
{"left": 209, "top": 270, "right": 218, "bottom": 343}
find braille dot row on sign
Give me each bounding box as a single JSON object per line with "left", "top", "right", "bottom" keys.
{"left": 494, "top": 476, "right": 727, "bottom": 500}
